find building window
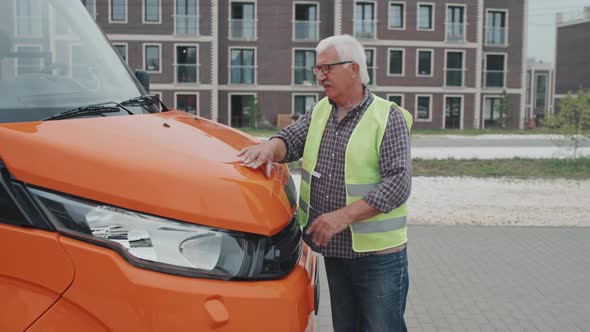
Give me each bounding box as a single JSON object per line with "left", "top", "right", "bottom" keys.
{"left": 535, "top": 74, "right": 548, "bottom": 109}
{"left": 111, "top": 0, "right": 126, "bottom": 22}
{"left": 294, "top": 50, "right": 316, "bottom": 85}
{"left": 445, "top": 96, "right": 462, "bottom": 129}
{"left": 16, "top": 0, "right": 42, "bottom": 36}
{"left": 294, "top": 95, "right": 316, "bottom": 114}
{"left": 176, "top": 0, "right": 198, "bottom": 35}
{"left": 388, "top": 95, "right": 403, "bottom": 107}
{"left": 230, "top": 49, "right": 255, "bottom": 84}
{"left": 176, "top": 94, "right": 198, "bottom": 115}
{"left": 16, "top": 46, "right": 42, "bottom": 76}
{"left": 446, "top": 51, "right": 463, "bottom": 86}
{"left": 417, "top": 50, "right": 432, "bottom": 76}
{"left": 81, "top": 0, "right": 96, "bottom": 18}
{"left": 144, "top": 45, "right": 160, "bottom": 72}
{"left": 388, "top": 3, "right": 404, "bottom": 29}
{"left": 484, "top": 97, "right": 502, "bottom": 128}
{"left": 388, "top": 49, "right": 404, "bottom": 75}
{"left": 418, "top": 3, "right": 433, "bottom": 30}
{"left": 485, "top": 54, "right": 505, "bottom": 88}
{"left": 417, "top": 95, "right": 431, "bottom": 120}
{"left": 294, "top": 3, "right": 318, "bottom": 41}
{"left": 176, "top": 45, "right": 198, "bottom": 83}
{"left": 446, "top": 5, "right": 465, "bottom": 42}
{"left": 113, "top": 43, "right": 127, "bottom": 63}
{"left": 486, "top": 10, "right": 507, "bottom": 46}
{"left": 354, "top": 2, "right": 375, "bottom": 39}
{"left": 144, "top": 0, "right": 160, "bottom": 23}
{"left": 365, "top": 49, "right": 375, "bottom": 85}
{"left": 230, "top": 2, "right": 256, "bottom": 40}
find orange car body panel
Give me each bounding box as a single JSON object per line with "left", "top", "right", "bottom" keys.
{"left": 0, "top": 111, "right": 291, "bottom": 235}
{"left": 25, "top": 236, "right": 314, "bottom": 332}
{"left": 0, "top": 225, "right": 74, "bottom": 332}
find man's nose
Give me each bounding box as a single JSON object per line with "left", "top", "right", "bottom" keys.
{"left": 315, "top": 70, "right": 327, "bottom": 81}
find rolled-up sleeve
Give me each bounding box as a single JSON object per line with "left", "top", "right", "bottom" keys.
{"left": 271, "top": 107, "right": 314, "bottom": 163}
{"left": 363, "top": 106, "right": 412, "bottom": 212}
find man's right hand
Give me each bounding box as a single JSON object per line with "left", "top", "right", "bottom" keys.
{"left": 238, "top": 141, "right": 275, "bottom": 169}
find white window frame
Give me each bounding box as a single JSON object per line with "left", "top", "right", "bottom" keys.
{"left": 109, "top": 0, "right": 128, "bottom": 23}
{"left": 443, "top": 94, "right": 464, "bottom": 129}
{"left": 174, "top": 43, "right": 200, "bottom": 84}
{"left": 143, "top": 43, "right": 162, "bottom": 73}
{"left": 227, "top": 92, "right": 257, "bottom": 126}
{"left": 444, "top": 49, "right": 466, "bottom": 88}
{"left": 228, "top": 47, "right": 257, "bottom": 85}
{"left": 387, "top": 94, "right": 404, "bottom": 107}
{"left": 417, "top": 2, "right": 435, "bottom": 31}
{"left": 112, "top": 42, "right": 128, "bottom": 63}
{"left": 14, "top": 44, "right": 42, "bottom": 77}
{"left": 388, "top": 1, "right": 406, "bottom": 30}
{"left": 228, "top": 0, "right": 258, "bottom": 41}
{"left": 387, "top": 48, "right": 405, "bottom": 77}
{"left": 416, "top": 48, "right": 434, "bottom": 77}
{"left": 365, "top": 47, "right": 377, "bottom": 86}
{"left": 484, "top": 9, "right": 508, "bottom": 47}
{"left": 143, "top": 0, "right": 162, "bottom": 24}
{"left": 482, "top": 95, "right": 502, "bottom": 129}
{"left": 415, "top": 94, "right": 433, "bottom": 122}
{"left": 292, "top": 93, "right": 319, "bottom": 114}
{"left": 175, "top": 92, "right": 200, "bottom": 116}
{"left": 174, "top": 0, "right": 200, "bottom": 36}
{"left": 445, "top": 3, "right": 466, "bottom": 43}
{"left": 292, "top": 48, "right": 316, "bottom": 85}
{"left": 353, "top": 1, "right": 377, "bottom": 39}
{"left": 292, "top": 1, "right": 320, "bottom": 42}
{"left": 483, "top": 52, "right": 507, "bottom": 89}
{"left": 14, "top": 0, "right": 43, "bottom": 37}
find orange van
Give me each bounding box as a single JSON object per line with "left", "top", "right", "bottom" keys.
{"left": 0, "top": 1, "right": 317, "bottom": 331}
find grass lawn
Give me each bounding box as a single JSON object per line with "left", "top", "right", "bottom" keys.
{"left": 287, "top": 158, "right": 590, "bottom": 179}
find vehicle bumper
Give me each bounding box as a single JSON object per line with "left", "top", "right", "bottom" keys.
{"left": 27, "top": 236, "right": 319, "bottom": 332}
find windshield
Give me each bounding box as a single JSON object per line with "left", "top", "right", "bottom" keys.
{"left": 0, "top": 0, "right": 155, "bottom": 123}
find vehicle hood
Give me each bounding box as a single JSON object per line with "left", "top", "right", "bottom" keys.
{"left": 0, "top": 111, "right": 293, "bottom": 235}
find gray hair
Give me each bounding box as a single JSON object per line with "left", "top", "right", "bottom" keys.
{"left": 315, "top": 34, "right": 369, "bottom": 85}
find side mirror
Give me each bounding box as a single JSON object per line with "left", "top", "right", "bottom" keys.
{"left": 135, "top": 70, "right": 150, "bottom": 93}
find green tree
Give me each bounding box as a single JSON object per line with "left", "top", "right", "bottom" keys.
{"left": 247, "top": 98, "right": 263, "bottom": 129}
{"left": 545, "top": 89, "right": 590, "bottom": 159}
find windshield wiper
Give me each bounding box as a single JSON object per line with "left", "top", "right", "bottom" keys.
{"left": 44, "top": 103, "right": 133, "bottom": 121}
{"left": 120, "top": 95, "right": 169, "bottom": 112}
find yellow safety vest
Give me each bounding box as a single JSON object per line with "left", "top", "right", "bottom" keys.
{"left": 298, "top": 94, "right": 413, "bottom": 252}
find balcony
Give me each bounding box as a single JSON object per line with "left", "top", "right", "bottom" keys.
{"left": 175, "top": 64, "right": 198, "bottom": 83}
{"left": 293, "top": 21, "right": 319, "bottom": 41}
{"left": 446, "top": 22, "right": 465, "bottom": 42}
{"left": 230, "top": 19, "right": 256, "bottom": 40}
{"left": 485, "top": 27, "right": 507, "bottom": 46}
{"left": 445, "top": 69, "right": 464, "bottom": 87}
{"left": 294, "top": 68, "right": 316, "bottom": 85}
{"left": 353, "top": 19, "right": 375, "bottom": 39}
{"left": 175, "top": 15, "right": 199, "bottom": 35}
{"left": 485, "top": 70, "right": 505, "bottom": 88}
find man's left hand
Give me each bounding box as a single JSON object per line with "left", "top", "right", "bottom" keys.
{"left": 306, "top": 210, "right": 353, "bottom": 247}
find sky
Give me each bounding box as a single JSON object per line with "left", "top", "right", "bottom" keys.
{"left": 527, "top": 0, "right": 589, "bottom": 63}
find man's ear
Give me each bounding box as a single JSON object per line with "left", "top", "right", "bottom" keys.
{"left": 351, "top": 62, "right": 360, "bottom": 77}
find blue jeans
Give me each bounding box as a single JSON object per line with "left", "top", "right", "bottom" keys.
{"left": 324, "top": 248, "right": 409, "bottom": 332}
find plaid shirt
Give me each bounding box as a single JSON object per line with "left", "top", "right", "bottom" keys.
{"left": 273, "top": 88, "right": 412, "bottom": 258}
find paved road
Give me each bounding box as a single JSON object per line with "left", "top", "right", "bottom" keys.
{"left": 313, "top": 225, "right": 590, "bottom": 332}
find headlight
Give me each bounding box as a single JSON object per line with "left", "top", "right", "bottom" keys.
{"left": 28, "top": 187, "right": 301, "bottom": 280}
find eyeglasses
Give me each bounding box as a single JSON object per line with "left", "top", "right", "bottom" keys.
{"left": 311, "top": 61, "right": 353, "bottom": 76}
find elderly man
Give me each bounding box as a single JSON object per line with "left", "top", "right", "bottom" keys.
{"left": 238, "top": 34, "right": 413, "bottom": 332}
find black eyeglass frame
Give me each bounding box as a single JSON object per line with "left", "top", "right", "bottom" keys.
{"left": 311, "top": 61, "right": 353, "bottom": 75}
